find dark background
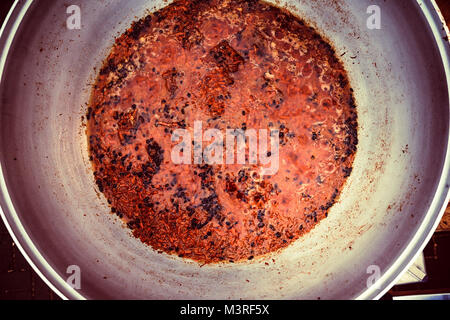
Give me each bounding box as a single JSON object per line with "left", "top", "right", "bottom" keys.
{"left": 0, "top": 0, "right": 449, "bottom": 300}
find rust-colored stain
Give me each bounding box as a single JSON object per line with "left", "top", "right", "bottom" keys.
{"left": 86, "top": 0, "right": 359, "bottom": 264}
{"left": 437, "top": 205, "right": 450, "bottom": 232}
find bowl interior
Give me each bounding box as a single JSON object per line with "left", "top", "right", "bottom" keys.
{"left": 0, "top": 0, "right": 448, "bottom": 299}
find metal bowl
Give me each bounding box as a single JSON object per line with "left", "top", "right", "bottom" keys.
{"left": 0, "top": 0, "right": 449, "bottom": 299}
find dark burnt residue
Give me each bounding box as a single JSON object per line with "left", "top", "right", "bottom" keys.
{"left": 87, "top": 0, "right": 358, "bottom": 264}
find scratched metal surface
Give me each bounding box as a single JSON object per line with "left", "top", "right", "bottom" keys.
{"left": 0, "top": 0, "right": 57, "bottom": 300}
{"left": 0, "top": 0, "right": 448, "bottom": 300}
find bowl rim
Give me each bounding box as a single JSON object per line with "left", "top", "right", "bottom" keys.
{"left": 0, "top": 0, "right": 83, "bottom": 300}
{"left": 357, "top": 0, "right": 450, "bottom": 300}
{"left": 0, "top": 0, "right": 448, "bottom": 301}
